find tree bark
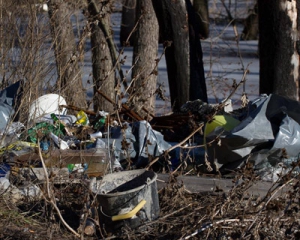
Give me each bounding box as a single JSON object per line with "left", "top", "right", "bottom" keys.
{"left": 120, "top": 0, "right": 136, "bottom": 46}
{"left": 87, "top": 0, "right": 115, "bottom": 113}
{"left": 129, "top": 0, "right": 159, "bottom": 118}
{"left": 48, "top": 0, "right": 86, "bottom": 108}
{"left": 192, "top": 0, "right": 209, "bottom": 39}
{"left": 187, "top": 0, "right": 208, "bottom": 102}
{"left": 154, "top": 0, "right": 189, "bottom": 110}
{"left": 258, "top": 0, "right": 300, "bottom": 100}
{"left": 153, "top": 0, "right": 207, "bottom": 111}
{"left": 241, "top": 3, "right": 258, "bottom": 40}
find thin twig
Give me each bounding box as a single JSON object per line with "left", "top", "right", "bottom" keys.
{"left": 37, "top": 140, "right": 81, "bottom": 238}
{"left": 37, "top": 139, "right": 50, "bottom": 198}
{"left": 243, "top": 179, "right": 294, "bottom": 237}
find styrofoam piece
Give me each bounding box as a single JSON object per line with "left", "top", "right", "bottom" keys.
{"left": 28, "top": 94, "right": 67, "bottom": 121}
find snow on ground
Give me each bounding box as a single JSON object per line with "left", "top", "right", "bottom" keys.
{"left": 3, "top": 1, "right": 259, "bottom": 115}
{"left": 16, "top": 0, "right": 257, "bottom": 115}
{"left": 108, "top": 10, "right": 259, "bottom": 115}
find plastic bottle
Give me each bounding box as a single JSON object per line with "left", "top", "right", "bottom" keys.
{"left": 84, "top": 218, "right": 96, "bottom": 236}
{"left": 50, "top": 113, "right": 65, "bottom": 131}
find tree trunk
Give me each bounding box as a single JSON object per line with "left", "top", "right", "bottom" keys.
{"left": 258, "top": 0, "right": 299, "bottom": 100}
{"left": 241, "top": 3, "right": 258, "bottom": 40}
{"left": 187, "top": 0, "right": 208, "bottom": 102}
{"left": 120, "top": 0, "right": 136, "bottom": 46}
{"left": 154, "top": 0, "right": 189, "bottom": 111}
{"left": 48, "top": 0, "right": 86, "bottom": 108}
{"left": 153, "top": 0, "right": 207, "bottom": 111}
{"left": 192, "top": 0, "right": 209, "bottom": 39}
{"left": 87, "top": 0, "right": 115, "bottom": 113}
{"left": 129, "top": 0, "right": 159, "bottom": 118}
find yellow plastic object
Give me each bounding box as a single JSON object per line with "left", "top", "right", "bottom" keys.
{"left": 76, "top": 110, "right": 89, "bottom": 125}
{"left": 112, "top": 200, "right": 146, "bottom": 221}
{"left": 204, "top": 115, "right": 240, "bottom": 138}
{"left": 0, "top": 141, "right": 38, "bottom": 155}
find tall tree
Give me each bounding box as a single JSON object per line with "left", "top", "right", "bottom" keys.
{"left": 258, "top": 0, "right": 300, "bottom": 100}
{"left": 87, "top": 0, "right": 115, "bottom": 113}
{"left": 48, "top": 0, "right": 86, "bottom": 108}
{"left": 128, "top": 0, "right": 159, "bottom": 118}
{"left": 193, "top": 0, "right": 209, "bottom": 39}
{"left": 153, "top": 0, "right": 207, "bottom": 111}
{"left": 241, "top": 3, "right": 258, "bottom": 40}
{"left": 120, "top": 0, "right": 136, "bottom": 46}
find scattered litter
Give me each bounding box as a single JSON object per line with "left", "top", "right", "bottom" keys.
{"left": 0, "top": 177, "right": 10, "bottom": 194}
{"left": 0, "top": 163, "right": 10, "bottom": 194}
{"left": 49, "top": 132, "right": 69, "bottom": 150}
{"left": 1, "top": 87, "right": 300, "bottom": 240}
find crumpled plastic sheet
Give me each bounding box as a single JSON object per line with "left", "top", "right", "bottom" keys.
{"left": 103, "top": 120, "right": 171, "bottom": 168}
{"left": 0, "top": 81, "right": 22, "bottom": 130}
{"left": 207, "top": 94, "right": 300, "bottom": 181}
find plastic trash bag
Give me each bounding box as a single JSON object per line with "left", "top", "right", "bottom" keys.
{"left": 104, "top": 120, "right": 171, "bottom": 168}
{"left": 0, "top": 80, "right": 23, "bottom": 130}
{"left": 206, "top": 94, "right": 300, "bottom": 177}
{"left": 28, "top": 94, "right": 67, "bottom": 121}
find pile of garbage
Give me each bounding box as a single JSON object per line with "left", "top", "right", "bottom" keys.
{"left": 1, "top": 81, "right": 300, "bottom": 195}
{"left": 0, "top": 83, "right": 175, "bottom": 204}
{"left": 2, "top": 80, "right": 300, "bottom": 237}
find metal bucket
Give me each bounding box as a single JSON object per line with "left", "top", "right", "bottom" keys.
{"left": 90, "top": 169, "right": 159, "bottom": 230}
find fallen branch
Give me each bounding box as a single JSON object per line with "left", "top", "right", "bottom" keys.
{"left": 60, "top": 104, "right": 96, "bottom": 116}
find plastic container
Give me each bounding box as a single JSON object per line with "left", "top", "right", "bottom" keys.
{"left": 90, "top": 169, "right": 159, "bottom": 231}
{"left": 204, "top": 115, "right": 240, "bottom": 137}
{"left": 76, "top": 110, "right": 89, "bottom": 125}
{"left": 45, "top": 148, "right": 109, "bottom": 178}
{"left": 89, "top": 131, "right": 103, "bottom": 139}
{"left": 28, "top": 94, "right": 67, "bottom": 121}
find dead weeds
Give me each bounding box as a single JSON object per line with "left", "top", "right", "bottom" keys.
{"left": 1, "top": 159, "right": 300, "bottom": 240}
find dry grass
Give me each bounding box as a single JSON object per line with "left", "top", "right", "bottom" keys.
{"left": 1, "top": 160, "right": 299, "bottom": 239}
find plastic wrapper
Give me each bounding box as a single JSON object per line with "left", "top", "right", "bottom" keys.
{"left": 76, "top": 110, "right": 89, "bottom": 125}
